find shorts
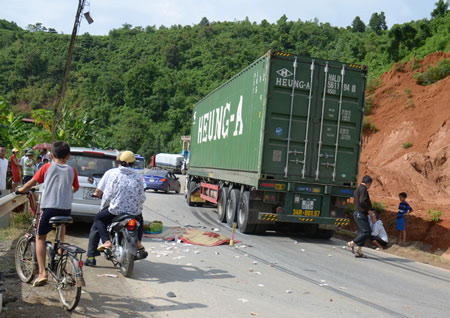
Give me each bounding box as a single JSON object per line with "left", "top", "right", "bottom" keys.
{"left": 12, "top": 169, "right": 20, "bottom": 183}
{"left": 23, "top": 175, "right": 33, "bottom": 184}
{"left": 36, "top": 208, "right": 71, "bottom": 235}
{"left": 396, "top": 217, "right": 406, "bottom": 231}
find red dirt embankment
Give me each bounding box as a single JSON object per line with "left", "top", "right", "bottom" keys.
{"left": 358, "top": 51, "right": 450, "bottom": 257}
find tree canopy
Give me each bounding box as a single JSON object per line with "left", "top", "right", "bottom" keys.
{"left": 0, "top": 1, "right": 449, "bottom": 159}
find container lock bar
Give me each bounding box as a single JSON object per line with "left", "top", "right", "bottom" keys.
{"left": 332, "top": 65, "right": 346, "bottom": 182}
{"left": 284, "top": 57, "right": 298, "bottom": 178}
{"left": 302, "top": 60, "right": 315, "bottom": 179}
{"left": 315, "top": 62, "right": 329, "bottom": 180}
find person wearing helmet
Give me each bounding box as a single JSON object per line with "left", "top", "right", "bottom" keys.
{"left": 10, "top": 148, "right": 22, "bottom": 191}
{"left": 94, "top": 150, "right": 146, "bottom": 251}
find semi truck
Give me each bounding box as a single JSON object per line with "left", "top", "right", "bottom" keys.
{"left": 186, "top": 50, "right": 367, "bottom": 237}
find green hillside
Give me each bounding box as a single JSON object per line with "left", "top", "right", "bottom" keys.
{"left": 0, "top": 1, "right": 449, "bottom": 159}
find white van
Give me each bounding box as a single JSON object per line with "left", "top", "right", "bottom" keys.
{"left": 67, "top": 147, "right": 118, "bottom": 220}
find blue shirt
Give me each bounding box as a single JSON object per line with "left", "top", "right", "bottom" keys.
{"left": 398, "top": 201, "right": 413, "bottom": 218}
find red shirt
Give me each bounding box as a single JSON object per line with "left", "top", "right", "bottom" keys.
{"left": 10, "top": 154, "right": 19, "bottom": 173}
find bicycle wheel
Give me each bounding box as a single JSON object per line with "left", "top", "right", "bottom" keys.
{"left": 56, "top": 255, "right": 81, "bottom": 311}
{"left": 15, "top": 235, "right": 36, "bottom": 283}
{"left": 120, "top": 239, "right": 135, "bottom": 277}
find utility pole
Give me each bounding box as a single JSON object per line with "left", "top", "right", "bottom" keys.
{"left": 51, "top": 0, "right": 87, "bottom": 143}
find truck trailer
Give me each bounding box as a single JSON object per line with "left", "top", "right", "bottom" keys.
{"left": 186, "top": 50, "right": 367, "bottom": 237}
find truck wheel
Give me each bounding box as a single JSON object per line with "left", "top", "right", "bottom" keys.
{"left": 237, "top": 192, "right": 256, "bottom": 234}
{"left": 226, "top": 189, "right": 240, "bottom": 226}
{"left": 187, "top": 180, "right": 197, "bottom": 207}
{"left": 217, "top": 187, "right": 228, "bottom": 223}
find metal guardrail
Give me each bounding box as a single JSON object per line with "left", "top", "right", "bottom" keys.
{"left": 0, "top": 192, "right": 29, "bottom": 227}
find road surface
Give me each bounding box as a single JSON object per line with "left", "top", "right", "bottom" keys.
{"left": 59, "top": 181, "right": 450, "bottom": 318}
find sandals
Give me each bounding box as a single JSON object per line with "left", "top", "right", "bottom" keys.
{"left": 347, "top": 241, "right": 355, "bottom": 254}
{"left": 97, "top": 244, "right": 112, "bottom": 252}
{"left": 137, "top": 246, "right": 145, "bottom": 252}
{"left": 355, "top": 252, "right": 368, "bottom": 258}
{"left": 33, "top": 277, "right": 48, "bottom": 287}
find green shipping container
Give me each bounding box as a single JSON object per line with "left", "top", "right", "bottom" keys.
{"left": 188, "top": 50, "right": 367, "bottom": 235}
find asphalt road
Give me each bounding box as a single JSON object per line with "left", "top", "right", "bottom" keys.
{"left": 64, "top": 180, "right": 450, "bottom": 318}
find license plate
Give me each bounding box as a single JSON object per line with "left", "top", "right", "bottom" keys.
{"left": 150, "top": 179, "right": 155, "bottom": 183}
{"left": 301, "top": 200, "right": 314, "bottom": 210}
{"left": 83, "top": 188, "right": 98, "bottom": 200}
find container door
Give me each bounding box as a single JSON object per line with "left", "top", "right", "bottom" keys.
{"left": 262, "top": 56, "right": 365, "bottom": 185}
{"left": 262, "top": 57, "right": 319, "bottom": 179}
{"left": 311, "top": 63, "right": 365, "bottom": 184}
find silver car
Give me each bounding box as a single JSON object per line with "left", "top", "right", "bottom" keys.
{"left": 67, "top": 147, "right": 118, "bottom": 220}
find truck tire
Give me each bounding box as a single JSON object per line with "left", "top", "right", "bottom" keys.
{"left": 226, "top": 189, "right": 240, "bottom": 226}
{"left": 217, "top": 187, "right": 228, "bottom": 223}
{"left": 237, "top": 191, "right": 256, "bottom": 234}
{"left": 187, "top": 180, "right": 197, "bottom": 207}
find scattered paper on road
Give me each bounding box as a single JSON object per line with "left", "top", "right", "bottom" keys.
{"left": 238, "top": 298, "right": 249, "bottom": 303}
{"left": 97, "top": 274, "right": 118, "bottom": 278}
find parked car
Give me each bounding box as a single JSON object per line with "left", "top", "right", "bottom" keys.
{"left": 67, "top": 147, "right": 119, "bottom": 220}
{"left": 142, "top": 169, "right": 181, "bottom": 193}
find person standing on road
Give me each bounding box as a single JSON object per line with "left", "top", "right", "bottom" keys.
{"left": 10, "top": 148, "right": 21, "bottom": 191}
{"left": 0, "top": 146, "right": 8, "bottom": 195}
{"left": 397, "top": 192, "right": 413, "bottom": 246}
{"left": 348, "top": 175, "right": 375, "bottom": 258}
{"left": 22, "top": 150, "right": 35, "bottom": 184}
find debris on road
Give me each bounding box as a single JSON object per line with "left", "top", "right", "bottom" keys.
{"left": 238, "top": 298, "right": 249, "bottom": 303}
{"left": 286, "top": 290, "right": 292, "bottom": 293}
{"left": 257, "top": 284, "right": 264, "bottom": 287}
{"left": 215, "top": 251, "right": 220, "bottom": 255}
{"left": 212, "top": 228, "right": 220, "bottom": 232}
{"left": 167, "top": 291, "right": 177, "bottom": 298}
{"left": 252, "top": 261, "right": 258, "bottom": 265}
{"left": 97, "top": 274, "right": 118, "bottom": 278}
{"left": 300, "top": 249, "right": 305, "bottom": 252}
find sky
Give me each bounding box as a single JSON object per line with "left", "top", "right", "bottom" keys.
{"left": 1, "top": 0, "right": 438, "bottom": 35}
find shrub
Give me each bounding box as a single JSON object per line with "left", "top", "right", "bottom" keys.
{"left": 427, "top": 208, "right": 442, "bottom": 222}
{"left": 402, "top": 142, "right": 413, "bottom": 148}
{"left": 372, "top": 201, "right": 385, "bottom": 214}
{"left": 395, "top": 63, "right": 404, "bottom": 72}
{"left": 407, "top": 100, "right": 415, "bottom": 108}
{"left": 366, "top": 77, "right": 382, "bottom": 94}
{"left": 364, "top": 95, "right": 374, "bottom": 115}
{"left": 363, "top": 117, "right": 377, "bottom": 133}
{"left": 410, "top": 59, "right": 421, "bottom": 71}
{"left": 414, "top": 59, "right": 450, "bottom": 85}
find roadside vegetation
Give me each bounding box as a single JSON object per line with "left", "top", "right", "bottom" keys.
{"left": 0, "top": 2, "right": 449, "bottom": 155}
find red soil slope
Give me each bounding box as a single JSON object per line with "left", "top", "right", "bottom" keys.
{"left": 358, "top": 51, "right": 450, "bottom": 256}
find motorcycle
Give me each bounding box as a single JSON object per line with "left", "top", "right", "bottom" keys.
{"left": 101, "top": 214, "right": 148, "bottom": 277}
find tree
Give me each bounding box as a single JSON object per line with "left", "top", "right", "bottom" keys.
{"left": 431, "top": 0, "right": 449, "bottom": 18}
{"left": 352, "top": 16, "right": 366, "bottom": 32}
{"left": 368, "top": 12, "right": 387, "bottom": 34}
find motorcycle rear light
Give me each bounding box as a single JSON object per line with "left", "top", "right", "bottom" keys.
{"left": 79, "top": 260, "right": 83, "bottom": 268}
{"left": 127, "top": 219, "right": 136, "bottom": 230}
{"left": 161, "top": 178, "right": 167, "bottom": 182}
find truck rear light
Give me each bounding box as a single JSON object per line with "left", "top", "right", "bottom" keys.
{"left": 127, "top": 219, "right": 136, "bottom": 230}
{"left": 276, "top": 207, "right": 284, "bottom": 214}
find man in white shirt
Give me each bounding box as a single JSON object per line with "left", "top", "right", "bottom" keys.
{"left": 370, "top": 214, "right": 389, "bottom": 250}
{"left": 0, "top": 146, "right": 8, "bottom": 195}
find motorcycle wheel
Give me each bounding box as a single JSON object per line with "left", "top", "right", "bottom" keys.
{"left": 120, "top": 239, "right": 135, "bottom": 277}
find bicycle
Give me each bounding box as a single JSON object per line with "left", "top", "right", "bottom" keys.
{"left": 14, "top": 189, "right": 86, "bottom": 311}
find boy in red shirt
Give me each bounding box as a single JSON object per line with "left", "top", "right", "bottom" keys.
{"left": 18, "top": 141, "right": 79, "bottom": 286}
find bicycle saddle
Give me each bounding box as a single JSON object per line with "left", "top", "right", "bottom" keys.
{"left": 49, "top": 216, "right": 73, "bottom": 224}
